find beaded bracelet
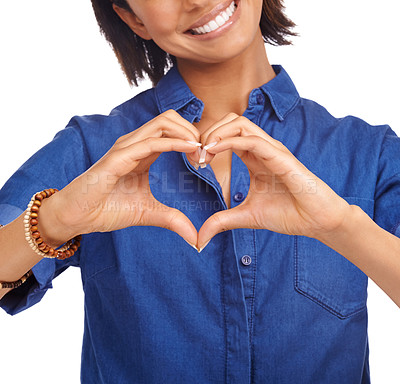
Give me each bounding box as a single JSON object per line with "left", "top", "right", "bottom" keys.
{"left": 0, "top": 224, "right": 33, "bottom": 289}
{"left": 24, "top": 189, "right": 82, "bottom": 260}
{"left": 1, "top": 269, "right": 33, "bottom": 289}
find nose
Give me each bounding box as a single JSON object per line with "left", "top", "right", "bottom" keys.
{"left": 182, "top": 0, "right": 212, "bottom": 12}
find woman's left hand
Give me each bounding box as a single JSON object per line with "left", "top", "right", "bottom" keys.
{"left": 196, "top": 113, "right": 352, "bottom": 251}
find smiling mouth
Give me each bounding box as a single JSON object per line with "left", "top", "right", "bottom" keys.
{"left": 188, "top": 1, "right": 238, "bottom": 35}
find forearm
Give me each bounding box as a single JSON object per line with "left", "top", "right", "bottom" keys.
{"left": 317, "top": 205, "right": 400, "bottom": 307}
{"left": 0, "top": 197, "right": 73, "bottom": 299}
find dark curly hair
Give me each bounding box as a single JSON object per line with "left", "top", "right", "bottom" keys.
{"left": 91, "top": 0, "right": 296, "bottom": 86}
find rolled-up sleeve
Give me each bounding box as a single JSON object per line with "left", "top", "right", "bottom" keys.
{"left": 373, "top": 126, "right": 400, "bottom": 238}
{"left": 0, "top": 123, "right": 89, "bottom": 315}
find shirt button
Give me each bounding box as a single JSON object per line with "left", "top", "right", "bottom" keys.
{"left": 233, "top": 192, "right": 244, "bottom": 202}
{"left": 241, "top": 255, "right": 252, "bottom": 266}
{"left": 256, "top": 94, "right": 264, "bottom": 104}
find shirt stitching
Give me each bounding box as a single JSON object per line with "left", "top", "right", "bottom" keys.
{"left": 221, "top": 235, "right": 228, "bottom": 384}
{"left": 250, "top": 229, "right": 257, "bottom": 384}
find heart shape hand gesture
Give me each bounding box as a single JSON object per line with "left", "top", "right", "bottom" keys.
{"left": 45, "top": 110, "right": 351, "bottom": 253}
{"left": 194, "top": 113, "right": 352, "bottom": 251}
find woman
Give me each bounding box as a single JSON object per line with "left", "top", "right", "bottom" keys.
{"left": 1, "top": 0, "right": 399, "bottom": 382}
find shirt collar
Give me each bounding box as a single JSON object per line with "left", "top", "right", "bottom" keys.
{"left": 155, "top": 65, "right": 204, "bottom": 123}
{"left": 258, "top": 65, "right": 300, "bottom": 121}
{"left": 154, "top": 64, "right": 299, "bottom": 122}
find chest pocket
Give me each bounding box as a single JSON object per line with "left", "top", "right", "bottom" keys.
{"left": 294, "top": 197, "right": 374, "bottom": 319}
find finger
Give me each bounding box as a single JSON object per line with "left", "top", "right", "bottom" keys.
{"left": 197, "top": 204, "right": 254, "bottom": 252}
{"left": 115, "top": 110, "right": 201, "bottom": 149}
{"left": 195, "top": 114, "right": 239, "bottom": 166}
{"left": 142, "top": 199, "right": 198, "bottom": 248}
{"left": 199, "top": 115, "right": 283, "bottom": 166}
{"left": 205, "top": 136, "right": 311, "bottom": 191}
{"left": 203, "top": 115, "right": 281, "bottom": 150}
{"left": 200, "top": 112, "right": 239, "bottom": 145}
{"left": 103, "top": 138, "right": 202, "bottom": 178}
{"left": 162, "top": 109, "right": 201, "bottom": 137}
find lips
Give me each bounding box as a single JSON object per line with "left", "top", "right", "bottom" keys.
{"left": 186, "top": 0, "right": 239, "bottom": 35}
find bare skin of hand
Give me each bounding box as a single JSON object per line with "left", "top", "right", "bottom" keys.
{"left": 44, "top": 110, "right": 351, "bottom": 253}
{"left": 46, "top": 110, "right": 203, "bottom": 247}
{"left": 196, "top": 113, "right": 352, "bottom": 250}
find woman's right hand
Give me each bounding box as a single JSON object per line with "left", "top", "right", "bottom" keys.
{"left": 40, "top": 110, "right": 201, "bottom": 247}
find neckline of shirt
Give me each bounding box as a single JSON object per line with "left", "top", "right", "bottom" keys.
{"left": 154, "top": 64, "right": 300, "bottom": 122}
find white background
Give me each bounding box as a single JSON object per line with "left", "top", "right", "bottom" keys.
{"left": 0, "top": 0, "right": 399, "bottom": 382}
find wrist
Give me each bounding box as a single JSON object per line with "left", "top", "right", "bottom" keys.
{"left": 36, "top": 192, "right": 78, "bottom": 249}
{"left": 315, "top": 204, "right": 364, "bottom": 249}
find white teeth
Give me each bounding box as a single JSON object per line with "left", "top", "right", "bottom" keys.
{"left": 209, "top": 20, "right": 219, "bottom": 31}
{"left": 190, "top": 1, "right": 237, "bottom": 35}
{"left": 215, "top": 15, "right": 225, "bottom": 27}
{"left": 221, "top": 11, "right": 229, "bottom": 22}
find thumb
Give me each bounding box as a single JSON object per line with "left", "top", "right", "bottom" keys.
{"left": 197, "top": 204, "right": 253, "bottom": 252}
{"left": 142, "top": 199, "right": 198, "bottom": 248}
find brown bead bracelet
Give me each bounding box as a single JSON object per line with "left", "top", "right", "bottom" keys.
{"left": 1, "top": 269, "right": 33, "bottom": 289}
{"left": 0, "top": 189, "right": 82, "bottom": 290}
{"left": 24, "top": 188, "right": 82, "bottom": 260}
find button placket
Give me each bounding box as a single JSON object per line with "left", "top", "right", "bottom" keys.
{"left": 233, "top": 192, "right": 244, "bottom": 203}
{"left": 241, "top": 255, "right": 252, "bottom": 266}
{"left": 231, "top": 227, "right": 257, "bottom": 349}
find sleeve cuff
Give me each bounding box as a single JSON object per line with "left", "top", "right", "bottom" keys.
{"left": 0, "top": 258, "right": 57, "bottom": 316}
{"left": 0, "top": 202, "right": 59, "bottom": 315}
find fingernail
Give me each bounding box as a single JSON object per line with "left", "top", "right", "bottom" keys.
{"left": 184, "top": 239, "right": 199, "bottom": 251}
{"left": 199, "top": 148, "right": 207, "bottom": 163}
{"left": 194, "top": 162, "right": 200, "bottom": 170}
{"left": 186, "top": 140, "right": 202, "bottom": 146}
{"left": 204, "top": 141, "right": 218, "bottom": 150}
{"left": 200, "top": 163, "right": 207, "bottom": 168}
{"left": 197, "top": 239, "right": 211, "bottom": 253}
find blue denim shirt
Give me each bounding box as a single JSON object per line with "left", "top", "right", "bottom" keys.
{"left": 1, "top": 65, "right": 400, "bottom": 383}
